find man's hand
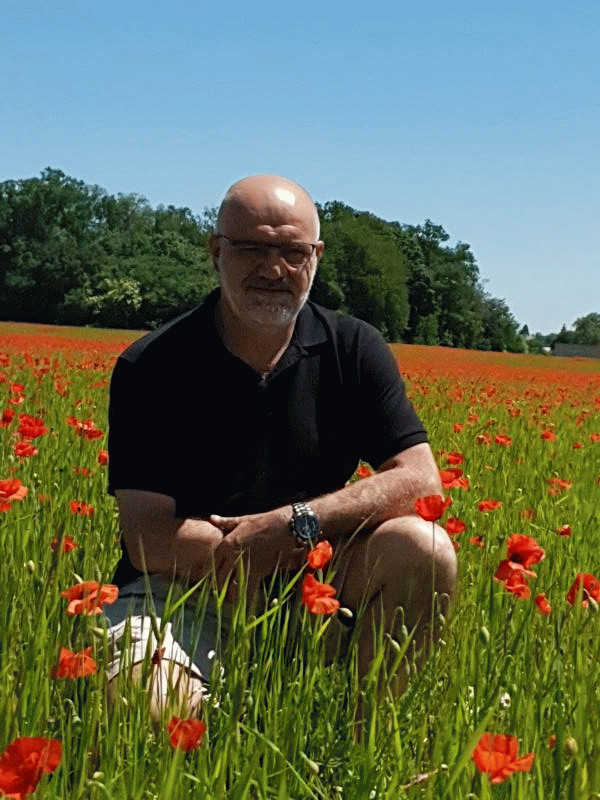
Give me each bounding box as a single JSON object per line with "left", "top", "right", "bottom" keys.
{"left": 210, "top": 506, "right": 305, "bottom": 596}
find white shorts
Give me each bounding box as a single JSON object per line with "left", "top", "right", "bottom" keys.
{"left": 102, "top": 575, "right": 233, "bottom": 684}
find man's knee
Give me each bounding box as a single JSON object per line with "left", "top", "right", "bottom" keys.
{"left": 338, "top": 515, "right": 457, "bottom": 613}
{"left": 107, "top": 660, "right": 206, "bottom": 733}
{"left": 367, "top": 515, "right": 455, "bottom": 585}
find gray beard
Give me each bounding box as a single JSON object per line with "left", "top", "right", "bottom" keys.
{"left": 245, "top": 296, "right": 301, "bottom": 325}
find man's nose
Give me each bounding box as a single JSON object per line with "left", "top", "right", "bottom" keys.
{"left": 258, "top": 247, "right": 286, "bottom": 279}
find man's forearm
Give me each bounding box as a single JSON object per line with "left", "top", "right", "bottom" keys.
{"left": 116, "top": 490, "right": 223, "bottom": 582}
{"left": 309, "top": 446, "right": 443, "bottom": 546}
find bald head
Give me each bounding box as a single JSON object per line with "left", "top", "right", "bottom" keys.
{"left": 216, "top": 174, "right": 320, "bottom": 240}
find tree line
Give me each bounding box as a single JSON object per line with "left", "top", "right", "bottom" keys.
{"left": 0, "top": 168, "right": 596, "bottom": 351}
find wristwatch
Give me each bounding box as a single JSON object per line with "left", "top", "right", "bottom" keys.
{"left": 290, "top": 502, "right": 320, "bottom": 546}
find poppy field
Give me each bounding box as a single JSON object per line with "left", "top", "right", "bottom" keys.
{"left": 1, "top": 322, "right": 600, "bottom": 799}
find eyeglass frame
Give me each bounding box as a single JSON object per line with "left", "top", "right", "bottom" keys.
{"left": 213, "top": 234, "right": 320, "bottom": 271}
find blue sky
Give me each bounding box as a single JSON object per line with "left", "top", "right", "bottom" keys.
{"left": 3, "top": 0, "right": 599, "bottom": 335}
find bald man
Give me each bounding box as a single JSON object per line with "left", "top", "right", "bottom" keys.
{"left": 105, "top": 174, "right": 456, "bottom": 726}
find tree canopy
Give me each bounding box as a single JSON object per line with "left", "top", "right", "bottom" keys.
{"left": 0, "top": 168, "right": 543, "bottom": 353}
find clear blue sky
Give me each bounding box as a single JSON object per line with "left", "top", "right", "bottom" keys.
{"left": 2, "top": 0, "right": 598, "bottom": 335}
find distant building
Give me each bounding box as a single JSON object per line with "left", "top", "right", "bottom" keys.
{"left": 552, "top": 343, "right": 600, "bottom": 360}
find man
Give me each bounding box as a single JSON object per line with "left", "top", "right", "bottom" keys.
{"left": 105, "top": 174, "right": 456, "bottom": 725}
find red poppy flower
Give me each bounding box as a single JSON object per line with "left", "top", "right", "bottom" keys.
{"left": 439, "top": 468, "right": 464, "bottom": 489}
{"left": 572, "top": 441, "right": 583, "bottom": 449}
{"left": 17, "top": 415, "right": 48, "bottom": 439}
{"left": 494, "top": 435, "right": 512, "bottom": 446}
{"left": 355, "top": 464, "right": 373, "bottom": 479}
{"left": 14, "top": 442, "right": 38, "bottom": 458}
{"left": 0, "top": 736, "right": 62, "bottom": 800}
{"left": 69, "top": 500, "right": 94, "bottom": 516}
{"left": 446, "top": 451, "right": 464, "bottom": 465}
{"left": 50, "top": 535, "right": 78, "bottom": 553}
{"left": 97, "top": 450, "right": 109, "bottom": 466}
{"left": 535, "top": 593, "right": 552, "bottom": 615}
{"left": 0, "top": 479, "right": 28, "bottom": 503}
{"left": 73, "top": 467, "right": 90, "bottom": 477}
{"left": 60, "top": 581, "right": 119, "bottom": 615}
{"left": 301, "top": 573, "right": 340, "bottom": 615}
{"left": 469, "top": 535, "right": 485, "bottom": 547}
{"left": 478, "top": 499, "right": 502, "bottom": 512}
{"left": 306, "top": 541, "right": 333, "bottom": 570}
{"left": 67, "top": 416, "right": 104, "bottom": 440}
{"left": 503, "top": 572, "right": 531, "bottom": 599}
{"left": 0, "top": 408, "right": 15, "bottom": 427}
{"left": 566, "top": 573, "right": 600, "bottom": 608}
{"left": 506, "top": 534, "right": 545, "bottom": 568}
{"left": 472, "top": 733, "right": 534, "bottom": 783}
{"left": 541, "top": 430, "right": 556, "bottom": 441}
{"left": 453, "top": 423, "right": 463, "bottom": 433}
{"left": 9, "top": 382, "right": 25, "bottom": 394}
{"left": 51, "top": 646, "right": 97, "bottom": 678}
{"left": 468, "top": 413, "right": 479, "bottom": 423}
{"left": 167, "top": 717, "right": 207, "bottom": 751}
{"left": 476, "top": 433, "right": 492, "bottom": 445}
{"left": 556, "top": 525, "right": 572, "bottom": 537}
{"left": 415, "top": 495, "right": 452, "bottom": 522}
{"left": 8, "top": 394, "right": 25, "bottom": 405}
{"left": 549, "top": 477, "right": 572, "bottom": 491}
{"left": 591, "top": 433, "right": 600, "bottom": 443}
{"left": 446, "top": 517, "right": 466, "bottom": 535}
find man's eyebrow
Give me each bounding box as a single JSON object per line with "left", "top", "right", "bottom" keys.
{"left": 230, "top": 239, "right": 311, "bottom": 246}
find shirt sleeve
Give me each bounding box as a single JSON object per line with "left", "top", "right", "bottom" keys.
{"left": 107, "top": 356, "right": 178, "bottom": 499}
{"left": 354, "top": 325, "right": 428, "bottom": 468}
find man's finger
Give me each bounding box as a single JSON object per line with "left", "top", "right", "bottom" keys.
{"left": 209, "top": 514, "right": 239, "bottom": 533}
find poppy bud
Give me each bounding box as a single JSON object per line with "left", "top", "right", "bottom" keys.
{"left": 339, "top": 607, "right": 353, "bottom": 619}
{"left": 589, "top": 598, "right": 599, "bottom": 613}
{"left": 302, "top": 754, "right": 320, "bottom": 775}
{"left": 25, "top": 560, "right": 36, "bottom": 574}
{"left": 479, "top": 626, "right": 490, "bottom": 644}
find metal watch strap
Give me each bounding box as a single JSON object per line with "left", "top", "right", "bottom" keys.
{"left": 290, "top": 501, "right": 320, "bottom": 546}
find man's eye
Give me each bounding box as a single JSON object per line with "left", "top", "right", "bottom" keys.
{"left": 282, "top": 248, "right": 307, "bottom": 263}
{"left": 237, "top": 245, "right": 264, "bottom": 255}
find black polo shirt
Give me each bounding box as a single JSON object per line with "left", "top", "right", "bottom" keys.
{"left": 108, "top": 289, "right": 428, "bottom": 585}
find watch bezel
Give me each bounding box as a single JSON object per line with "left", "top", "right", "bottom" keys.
{"left": 290, "top": 502, "right": 320, "bottom": 546}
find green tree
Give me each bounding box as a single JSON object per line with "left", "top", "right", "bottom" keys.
{"left": 315, "top": 203, "right": 409, "bottom": 340}
{"left": 572, "top": 313, "right": 600, "bottom": 345}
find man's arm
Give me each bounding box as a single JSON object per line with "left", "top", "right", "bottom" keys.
{"left": 114, "top": 489, "right": 224, "bottom": 583}
{"left": 211, "top": 442, "right": 443, "bottom": 583}
{"left": 310, "top": 442, "right": 443, "bottom": 543}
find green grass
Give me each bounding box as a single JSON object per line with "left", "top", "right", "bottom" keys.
{"left": 1, "top": 335, "right": 600, "bottom": 798}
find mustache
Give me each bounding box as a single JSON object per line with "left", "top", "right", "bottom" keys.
{"left": 245, "top": 281, "right": 292, "bottom": 291}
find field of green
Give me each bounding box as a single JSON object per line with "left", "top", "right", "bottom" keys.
{"left": 1, "top": 323, "right": 600, "bottom": 799}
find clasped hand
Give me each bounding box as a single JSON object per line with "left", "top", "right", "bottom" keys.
{"left": 209, "top": 507, "right": 305, "bottom": 597}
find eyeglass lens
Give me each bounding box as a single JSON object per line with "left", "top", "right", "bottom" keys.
{"left": 230, "top": 241, "right": 314, "bottom": 268}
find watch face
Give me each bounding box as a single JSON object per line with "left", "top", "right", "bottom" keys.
{"left": 295, "top": 513, "right": 320, "bottom": 543}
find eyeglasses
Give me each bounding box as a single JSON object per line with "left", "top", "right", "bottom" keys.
{"left": 215, "top": 235, "right": 318, "bottom": 270}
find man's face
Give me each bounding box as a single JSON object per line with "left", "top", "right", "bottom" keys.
{"left": 211, "top": 190, "right": 323, "bottom": 329}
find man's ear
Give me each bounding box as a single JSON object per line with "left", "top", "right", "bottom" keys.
{"left": 208, "top": 235, "right": 220, "bottom": 272}
{"left": 315, "top": 240, "right": 325, "bottom": 265}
